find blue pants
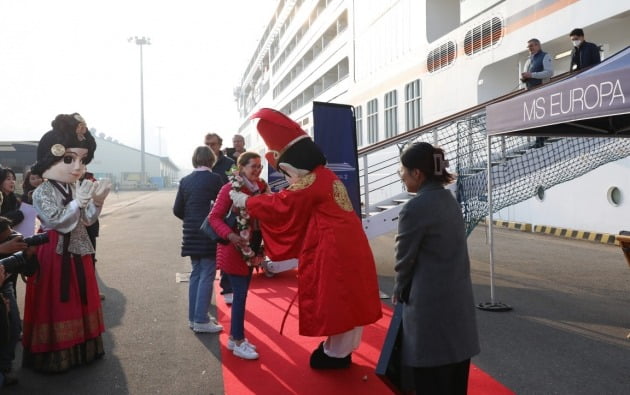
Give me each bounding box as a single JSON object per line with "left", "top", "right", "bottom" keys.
{"left": 227, "top": 272, "right": 252, "bottom": 341}
{"left": 189, "top": 256, "right": 216, "bottom": 324}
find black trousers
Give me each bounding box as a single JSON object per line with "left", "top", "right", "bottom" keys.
{"left": 412, "top": 358, "right": 470, "bottom": 395}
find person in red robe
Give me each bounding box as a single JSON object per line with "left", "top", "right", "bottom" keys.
{"left": 230, "top": 108, "right": 382, "bottom": 369}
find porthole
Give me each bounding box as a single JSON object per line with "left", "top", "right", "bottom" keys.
{"left": 535, "top": 185, "right": 545, "bottom": 201}
{"left": 607, "top": 186, "right": 622, "bottom": 206}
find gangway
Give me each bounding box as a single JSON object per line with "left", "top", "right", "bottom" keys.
{"left": 358, "top": 77, "right": 630, "bottom": 240}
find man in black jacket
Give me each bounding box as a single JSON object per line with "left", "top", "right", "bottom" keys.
{"left": 569, "top": 28, "right": 601, "bottom": 71}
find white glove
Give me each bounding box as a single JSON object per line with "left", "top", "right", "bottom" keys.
{"left": 229, "top": 190, "right": 249, "bottom": 208}
{"left": 92, "top": 179, "right": 112, "bottom": 207}
{"left": 75, "top": 179, "right": 95, "bottom": 208}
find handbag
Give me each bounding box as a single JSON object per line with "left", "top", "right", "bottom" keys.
{"left": 200, "top": 202, "right": 237, "bottom": 245}
{"left": 376, "top": 303, "right": 415, "bottom": 393}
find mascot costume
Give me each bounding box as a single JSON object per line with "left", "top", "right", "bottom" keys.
{"left": 230, "top": 108, "right": 382, "bottom": 369}
{"left": 22, "top": 113, "right": 111, "bottom": 373}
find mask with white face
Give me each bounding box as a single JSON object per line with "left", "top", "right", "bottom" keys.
{"left": 572, "top": 39, "right": 582, "bottom": 47}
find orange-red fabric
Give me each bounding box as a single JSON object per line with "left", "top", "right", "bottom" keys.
{"left": 249, "top": 108, "right": 309, "bottom": 168}
{"left": 246, "top": 166, "right": 382, "bottom": 336}
{"left": 22, "top": 230, "right": 104, "bottom": 353}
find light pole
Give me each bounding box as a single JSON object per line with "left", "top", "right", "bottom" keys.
{"left": 128, "top": 36, "right": 151, "bottom": 185}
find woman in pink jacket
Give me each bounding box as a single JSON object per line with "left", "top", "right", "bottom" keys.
{"left": 209, "top": 152, "right": 267, "bottom": 360}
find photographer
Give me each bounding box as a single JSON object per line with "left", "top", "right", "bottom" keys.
{"left": 0, "top": 216, "right": 41, "bottom": 386}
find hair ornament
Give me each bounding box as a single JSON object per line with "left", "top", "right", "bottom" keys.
{"left": 433, "top": 153, "right": 449, "bottom": 176}
{"left": 50, "top": 144, "right": 66, "bottom": 157}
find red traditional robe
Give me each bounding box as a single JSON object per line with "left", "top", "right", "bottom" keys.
{"left": 246, "top": 165, "right": 382, "bottom": 336}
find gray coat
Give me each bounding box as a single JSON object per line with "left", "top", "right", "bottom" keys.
{"left": 393, "top": 181, "right": 480, "bottom": 367}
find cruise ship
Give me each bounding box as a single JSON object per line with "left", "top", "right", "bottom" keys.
{"left": 233, "top": 0, "right": 630, "bottom": 236}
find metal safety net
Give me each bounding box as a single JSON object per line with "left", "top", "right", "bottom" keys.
{"left": 453, "top": 113, "right": 630, "bottom": 235}
{"left": 361, "top": 110, "right": 630, "bottom": 236}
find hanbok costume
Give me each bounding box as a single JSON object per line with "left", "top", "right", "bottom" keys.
{"left": 241, "top": 108, "right": 382, "bottom": 368}
{"left": 22, "top": 113, "right": 107, "bottom": 373}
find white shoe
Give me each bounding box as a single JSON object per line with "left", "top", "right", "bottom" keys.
{"left": 223, "top": 293, "right": 233, "bottom": 305}
{"left": 193, "top": 321, "right": 223, "bottom": 333}
{"left": 227, "top": 337, "right": 257, "bottom": 351}
{"left": 232, "top": 341, "right": 259, "bottom": 360}
{"left": 190, "top": 316, "right": 218, "bottom": 329}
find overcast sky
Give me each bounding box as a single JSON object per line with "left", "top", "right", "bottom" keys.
{"left": 0, "top": 0, "right": 277, "bottom": 169}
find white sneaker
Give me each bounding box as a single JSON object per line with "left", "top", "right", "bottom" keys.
{"left": 190, "top": 316, "right": 218, "bottom": 329}
{"left": 232, "top": 341, "right": 259, "bottom": 360}
{"left": 227, "top": 338, "right": 257, "bottom": 351}
{"left": 193, "top": 321, "right": 223, "bottom": 333}
{"left": 223, "top": 293, "right": 233, "bottom": 305}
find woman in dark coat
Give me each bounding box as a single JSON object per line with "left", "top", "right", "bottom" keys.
{"left": 394, "top": 142, "right": 480, "bottom": 394}
{"left": 173, "top": 146, "right": 224, "bottom": 334}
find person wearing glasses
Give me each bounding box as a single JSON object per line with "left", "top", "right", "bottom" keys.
{"left": 209, "top": 152, "right": 268, "bottom": 360}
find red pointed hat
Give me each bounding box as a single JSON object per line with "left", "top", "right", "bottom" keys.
{"left": 249, "top": 108, "right": 310, "bottom": 168}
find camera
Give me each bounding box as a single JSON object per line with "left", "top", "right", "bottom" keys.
{"left": 22, "top": 233, "right": 49, "bottom": 247}
{"left": 0, "top": 233, "right": 48, "bottom": 276}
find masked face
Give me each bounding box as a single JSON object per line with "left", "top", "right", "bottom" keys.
{"left": 571, "top": 37, "right": 582, "bottom": 47}
{"left": 42, "top": 147, "right": 89, "bottom": 184}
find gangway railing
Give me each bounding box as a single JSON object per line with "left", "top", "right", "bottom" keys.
{"left": 357, "top": 70, "right": 630, "bottom": 239}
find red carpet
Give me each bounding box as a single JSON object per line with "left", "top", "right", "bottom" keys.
{"left": 216, "top": 270, "right": 514, "bottom": 395}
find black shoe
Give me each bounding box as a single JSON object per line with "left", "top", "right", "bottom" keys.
{"left": 309, "top": 342, "right": 351, "bottom": 369}
{"left": 2, "top": 370, "right": 18, "bottom": 386}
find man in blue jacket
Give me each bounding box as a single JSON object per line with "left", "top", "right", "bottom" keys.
{"left": 569, "top": 28, "right": 601, "bottom": 71}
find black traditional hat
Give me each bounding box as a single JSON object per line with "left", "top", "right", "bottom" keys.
{"left": 32, "top": 113, "right": 96, "bottom": 176}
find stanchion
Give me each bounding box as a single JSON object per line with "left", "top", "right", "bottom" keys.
{"left": 477, "top": 135, "right": 512, "bottom": 312}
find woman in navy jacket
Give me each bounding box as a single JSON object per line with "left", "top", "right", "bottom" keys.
{"left": 173, "top": 146, "right": 224, "bottom": 333}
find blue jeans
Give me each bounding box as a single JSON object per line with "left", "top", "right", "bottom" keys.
{"left": 0, "top": 282, "right": 20, "bottom": 371}
{"left": 189, "top": 256, "right": 216, "bottom": 324}
{"left": 227, "top": 272, "right": 252, "bottom": 340}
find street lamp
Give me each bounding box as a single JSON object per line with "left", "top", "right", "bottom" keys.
{"left": 128, "top": 36, "right": 151, "bottom": 185}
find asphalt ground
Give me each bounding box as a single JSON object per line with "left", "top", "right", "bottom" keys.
{"left": 6, "top": 189, "right": 630, "bottom": 394}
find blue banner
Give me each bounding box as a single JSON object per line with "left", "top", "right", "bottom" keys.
{"left": 267, "top": 164, "right": 289, "bottom": 193}
{"left": 313, "top": 102, "right": 361, "bottom": 217}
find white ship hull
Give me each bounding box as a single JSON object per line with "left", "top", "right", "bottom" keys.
{"left": 236, "top": 0, "right": 630, "bottom": 234}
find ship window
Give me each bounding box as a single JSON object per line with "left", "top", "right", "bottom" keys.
{"left": 607, "top": 186, "right": 622, "bottom": 206}
{"left": 279, "top": 57, "right": 349, "bottom": 115}
{"left": 535, "top": 185, "right": 545, "bottom": 201}
{"left": 384, "top": 90, "right": 398, "bottom": 139}
{"left": 355, "top": 105, "right": 363, "bottom": 147}
{"left": 427, "top": 41, "right": 456, "bottom": 73}
{"left": 464, "top": 17, "right": 503, "bottom": 56}
{"left": 367, "top": 99, "right": 379, "bottom": 144}
{"left": 405, "top": 79, "right": 422, "bottom": 131}
{"left": 272, "top": 10, "right": 349, "bottom": 100}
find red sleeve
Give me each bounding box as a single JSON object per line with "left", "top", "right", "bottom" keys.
{"left": 246, "top": 187, "right": 312, "bottom": 261}
{"left": 209, "top": 183, "right": 234, "bottom": 240}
